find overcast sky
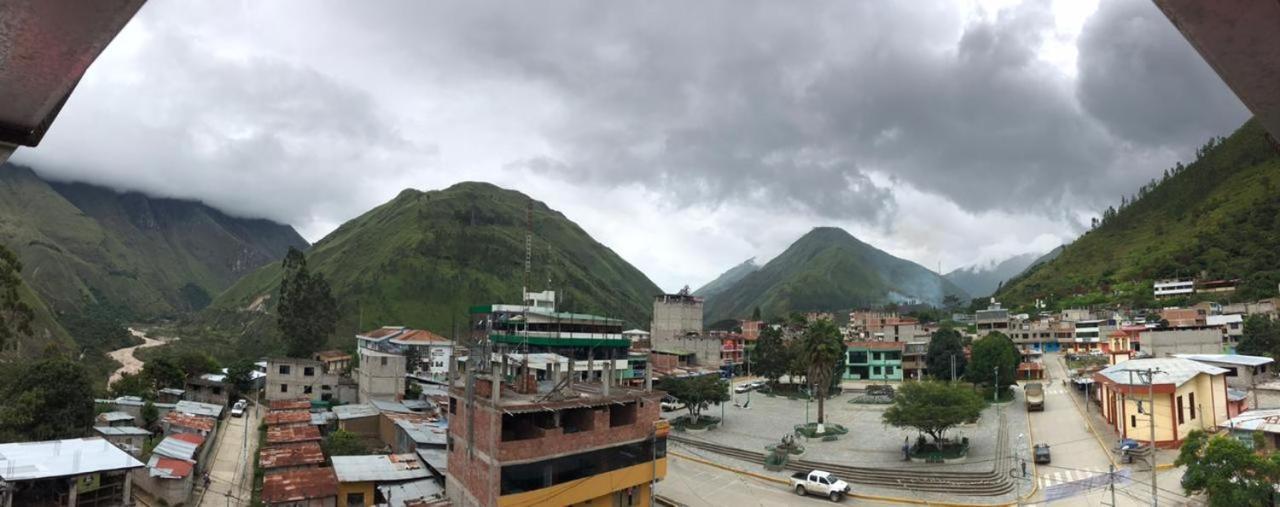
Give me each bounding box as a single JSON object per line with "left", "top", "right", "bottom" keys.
{"left": 14, "top": 0, "right": 1248, "bottom": 292}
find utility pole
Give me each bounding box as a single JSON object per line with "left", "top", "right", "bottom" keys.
{"left": 1146, "top": 368, "right": 1159, "bottom": 507}
{"left": 951, "top": 355, "right": 956, "bottom": 382}
{"left": 993, "top": 366, "right": 999, "bottom": 402}
{"left": 1108, "top": 463, "right": 1117, "bottom": 507}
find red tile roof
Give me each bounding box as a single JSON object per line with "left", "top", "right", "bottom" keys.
{"left": 153, "top": 457, "right": 194, "bottom": 479}
{"left": 262, "top": 467, "right": 338, "bottom": 503}
{"left": 266, "top": 424, "right": 322, "bottom": 445}
{"left": 269, "top": 399, "right": 312, "bottom": 411}
{"left": 362, "top": 326, "right": 405, "bottom": 339}
{"left": 163, "top": 412, "right": 215, "bottom": 433}
{"left": 259, "top": 442, "right": 325, "bottom": 470}
{"left": 392, "top": 329, "right": 450, "bottom": 344}
{"left": 265, "top": 410, "right": 311, "bottom": 426}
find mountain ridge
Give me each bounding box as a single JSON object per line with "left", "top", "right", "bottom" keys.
{"left": 702, "top": 227, "right": 969, "bottom": 323}
{"left": 945, "top": 251, "right": 1046, "bottom": 298}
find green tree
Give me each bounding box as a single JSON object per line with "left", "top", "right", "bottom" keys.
{"left": 925, "top": 328, "right": 966, "bottom": 381}
{"left": 0, "top": 357, "right": 96, "bottom": 441}
{"left": 277, "top": 247, "right": 338, "bottom": 358}
{"left": 142, "top": 356, "right": 187, "bottom": 389}
{"left": 751, "top": 306, "right": 762, "bottom": 321}
{"left": 1176, "top": 429, "right": 1280, "bottom": 507}
{"left": 752, "top": 326, "right": 789, "bottom": 385}
{"left": 1237, "top": 315, "right": 1279, "bottom": 359}
{"left": 224, "top": 359, "right": 257, "bottom": 397}
{"left": 882, "top": 380, "right": 984, "bottom": 445}
{"left": 0, "top": 245, "right": 34, "bottom": 352}
{"left": 657, "top": 374, "right": 730, "bottom": 424}
{"left": 966, "top": 332, "right": 1018, "bottom": 396}
{"left": 141, "top": 401, "right": 160, "bottom": 431}
{"left": 323, "top": 429, "right": 370, "bottom": 456}
{"left": 109, "top": 371, "right": 154, "bottom": 399}
{"left": 785, "top": 339, "right": 808, "bottom": 386}
{"left": 802, "top": 319, "right": 844, "bottom": 424}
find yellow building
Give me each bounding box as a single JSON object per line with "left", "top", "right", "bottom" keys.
{"left": 331, "top": 454, "right": 432, "bottom": 507}
{"left": 1094, "top": 358, "right": 1229, "bottom": 448}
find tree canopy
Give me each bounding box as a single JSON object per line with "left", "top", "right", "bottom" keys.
{"left": 966, "top": 331, "right": 1019, "bottom": 392}
{"left": 1236, "top": 315, "right": 1279, "bottom": 360}
{"left": 0, "top": 357, "right": 96, "bottom": 442}
{"left": 802, "top": 319, "right": 845, "bottom": 423}
{"left": 277, "top": 247, "right": 338, "bottom": 358}
{"left": 0, "top": 244, "right": 34, "bottom": 352}
{"left": 752, "top": 325, "right": 789, "bottom": 385}
{"left": 925, "top": 328, "right": 967, "bottom": 381}
{"left": 882, "top": 380, "right": 984, "bottom": 443}
{"left": 324, "top": 429, "right": 371, "bottom": 456}
{"left": 658, "top": 374, "right": 729, "bottom": 423}
{"left": 1176, "top": 429, "right": 1280, "bottom": 507}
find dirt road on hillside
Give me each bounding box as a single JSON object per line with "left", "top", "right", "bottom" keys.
{"left": 107, "top": 328, "right": 171, "bottom": 387}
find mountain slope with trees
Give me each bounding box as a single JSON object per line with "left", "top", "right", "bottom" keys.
{"left": 997, "top": 119, "right": 1280, "bottom": 309}
{"left": 702, "top": 227, "right": 969, "bottom": 323}
{"left": 945, "top": 252, "right": 1044, "bottom": 298}
{"left": 0, "top": 163, "right": 309, "bottom": 319}
{"left": 207, "top": 182, "right": 663, "bottom": 352}
{"left": 693, "top": 258, "right": 758, "bottom": 299}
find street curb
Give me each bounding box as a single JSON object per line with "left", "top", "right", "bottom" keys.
{"left": 668, "top": 450, "right": 1020, "bottom": 507}
{"left": 1021, "top": 400, "right": 1040, "bottom": 502}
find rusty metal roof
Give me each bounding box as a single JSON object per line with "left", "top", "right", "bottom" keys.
{"left": 265, "top": 410, "right": 312, "bottom": 426}
{"left": 266, "top": 424, "right": 322, "bottom": 445}
{"left": 162, "top": 412, "right": 214, "bottom": 433}
{"left": 269, "top": 399, "right": 313, "bottom": 411}
{"left": 259, "top": 442, "right": 325, "bottom": 470}
{"left": 262, "top": 467, "right": 338, "bottom": 503}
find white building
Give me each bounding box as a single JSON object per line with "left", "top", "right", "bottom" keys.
{"left": 622, "top": 329, "right": 651, "bottom": 344}
{"left": 1174, "top": 354, "right": 1275, "bottom": 392}
{"left": 1154, "top": 279, "right": 1194, "bottom": 298}
{"left": 1207, "top": 314, "right": 1245, "bottom": 344}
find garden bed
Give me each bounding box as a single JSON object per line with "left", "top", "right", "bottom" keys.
{"left": 793, "top": 422, "right": 849, "bottom": 439}
{"left": 909, "top": 437, "right": 970, "bottom": 463}
{"left": 672, "top": 415, "right": 721, "bottom": 431}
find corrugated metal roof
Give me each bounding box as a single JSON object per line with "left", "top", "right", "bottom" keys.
{"left": 1097, "top": 358, "right": 1228, "bottom": 387}
{"left": 396, "top": 420, "right": 447, "bottom": 447}
{"left": 1173, "top": 353, "right": 1275, "bottom": 367}
{"left": 265, "top": 410, "right": 312, "bottom": 426}
{"left": 416, "top": 449, "right": 447, "bottom": 474}
{"left": 163, "top": 412, "right": 214, "bottom": 433}
{"left": 1225, "top": 408, "right": 1280, "bottom": 433}
{"left": 378, "top": 478, "right": 446, "bottom": 507}
{"left": 310, "top": 411, "right": 336, "bottom": 426}
{"left": 98, "top": 411, "right": 134, "bottom": 422}
{"left": 266, "top": 424, "right": 322, "bottom": 444}
{"left": 93, "top": 426, "right": 150, "bottom": 437}
{"left": 262, "top": 467, "right": 338, "bottom": 503}
{"left": 158, "top": 388, "right": 186, "bottom": 396}
{"left": 259, "top": 442, "right": 325, "bottom": 469}
{"left": 0, "top": 438, "right": 144, "bottom": 480}
{"left": 175, "top": 400, "right": 224, "bottom": 418}
{"left": 333, "top": 404, "right": 380, "bottom": 420}
{"left": 331, "top": 454, "right": 431, "bottom": 483}
{"left": 147, "top": 455, "right": 193, "bottom": 479}
{"left": 152, "top": 436, "right": 200, "bottom": 461}
{"left": 370, "top": 399, "right": 414, "bottom": 414}
{"left": 270, "top": 399, "right": 313, "bottom": 411}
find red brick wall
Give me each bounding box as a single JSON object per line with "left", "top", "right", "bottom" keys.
{"left": 498, "top": 398, "right": 660, "bottom": 462}
{"left": 448, "top": 397, "right": 499, "bottom": 506}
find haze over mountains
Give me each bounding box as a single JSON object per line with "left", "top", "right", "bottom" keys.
{"left": 944, "top": 252, "right": 1045, "bottom": 299}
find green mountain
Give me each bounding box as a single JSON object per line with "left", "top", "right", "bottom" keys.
{"left": 209, "top": 181, "right": 663, "bottom": 349}
{"left": 997, "top": 118, "right": 1280, "bottom": 308}
{"left": 702, "top": 227, "right": 969, "bottom": 323}
{"left": 945, "top": 251, "right": 1045, "bottom": 298}
{"left": 0, "top": 163, "right": 309, "bottom": 319}
{"left": 694, "top": 258, "right": 758, "bottom": 299}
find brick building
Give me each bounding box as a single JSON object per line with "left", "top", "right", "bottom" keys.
{"left": 446, "top": 366, "right": 668, "bottom": 506}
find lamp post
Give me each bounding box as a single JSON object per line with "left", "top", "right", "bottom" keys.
{"left": 994, "top": 367, "right": 999, "bottom": 402}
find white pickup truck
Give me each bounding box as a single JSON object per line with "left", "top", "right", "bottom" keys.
{"left": 790, "top": 470, "right": 850, "bottom": 502}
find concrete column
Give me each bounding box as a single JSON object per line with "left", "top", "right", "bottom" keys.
{"left": 588, "top": 351, "right": 595, "bottom": 383}
{"left": 122, "top": 471, "right": 132, "bottom": 506}
{"left": 67, "top": 478, "right": 78, "bottom": 507}
{"left": 566, "top": 357, "right": 575, "bottom": 387}
{"left": 603, "top": 361, "right": 612, "bottom": 397}
{"left": 645, "top": 360, "right": 653, "bottom": 392}
{"left": 490, "top": 363, "right": 501, "bottom": 403}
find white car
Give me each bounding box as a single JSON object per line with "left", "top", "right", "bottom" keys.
{"left": 231, "top": 399, "right": 248, "bottom": 417}
{"left": 734, "top": 383, "right": 753, "bottom": 394}
{"left": 790, "top": 470, "right": 850, "bottom": 502}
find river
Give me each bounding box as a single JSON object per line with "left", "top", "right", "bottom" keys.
{"left": 106, "top": 328, "right": 171, "bottom": 387}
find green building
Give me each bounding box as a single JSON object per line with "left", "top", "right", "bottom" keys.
{"left": 842, "top": 341, "right": 905, "bottom": 381}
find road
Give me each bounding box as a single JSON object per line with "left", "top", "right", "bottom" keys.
{"left": 199, "top": 401, "right": 261, "bottom": 507}
{"left": 1025, "top": 354, "right": 1198, "bottom": 506}
{"left": 107, "top": 328, "right": 169, "bottom": 387}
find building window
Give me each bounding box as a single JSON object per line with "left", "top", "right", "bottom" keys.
{"left": 1131, "top": 415, "right": 1136, "bottom": 428}
{"left": 381, "top": 357, "right": 388, "bottom": 366}
{"left": 303, "top": 367, "right": 315, "bottom": 377}
{"left": 346, "top": 492, "right": 365, "bottom": 507}
{"left": 278, "top": 365, "right": 290, "bottom": 375}
{"left": 280, "top": 384, "right": 288, "bottom": 393}
{"left": 304, "top": 385, "right": 313, "bottom": 394}
{"left": 1177, "top": 396, "right": 1184, "bottom": 425}
{"left": 1188, "top": 393, "right": 1196, "bottom": 419}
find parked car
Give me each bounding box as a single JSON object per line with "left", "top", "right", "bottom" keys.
{"left": 790, "top": 470, "right": 850, "bottom": 502}
{"left": 734, "top": 383, "right": 753, "bottom": 394}
{"left": 660, "top": 397, "right": 684, "bottom": 412}
{"left": 1033, "top": 444, "right": 1051, "bottom": 464}
{"left": 748, "top": 380, "right": 767, "bottom": 390}
{"left": 231, "top": 399, "right": 248, "bottom": 417}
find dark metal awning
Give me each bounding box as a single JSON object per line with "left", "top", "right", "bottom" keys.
{"left": 0, "top": 0, "right": 145, "bottom": 156}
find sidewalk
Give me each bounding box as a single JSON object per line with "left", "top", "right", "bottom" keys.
{"left": 1061, "top": 358, "right": 1179, "bottom": 469}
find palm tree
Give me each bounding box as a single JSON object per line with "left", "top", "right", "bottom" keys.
{"left": 803, "top": 319, "right": 844, "bottom": 429}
